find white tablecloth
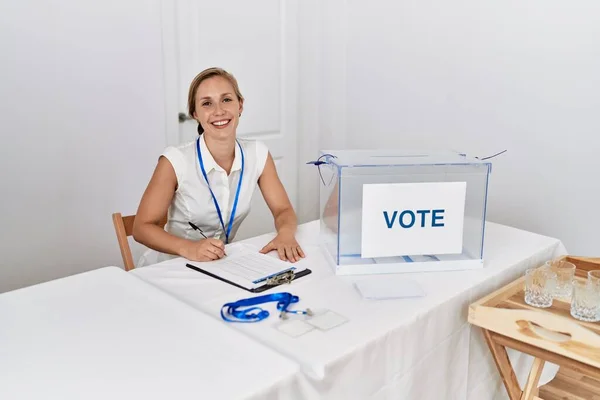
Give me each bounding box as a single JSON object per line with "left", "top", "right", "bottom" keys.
{"left": 0, "top": 267, "right": 305, "bottom": 400}
{"left": 132, "top": 220, "right": 567, "bottom": 400}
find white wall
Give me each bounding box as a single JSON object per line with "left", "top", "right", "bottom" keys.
{"left": 3, "top": 0, "right": 597, "bottom": 293}
{"left": 0, "top": 0, "right": 166, "bottom": 292}
{"left": 297, "top": 0, "right": 348, "bottom": 223}
{"left": 328, "top": 0, "right": 599, "bottom": 255}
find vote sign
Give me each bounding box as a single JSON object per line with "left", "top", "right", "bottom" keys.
{"left": 361, "top": 182, "right": 467, "bottom": 258}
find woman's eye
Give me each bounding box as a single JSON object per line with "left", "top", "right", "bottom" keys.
{"left": 223, "top": 98, "right": 232, "bottom": 102}
{"left": 202, "top": 101, "right": 211, "bottom": 107}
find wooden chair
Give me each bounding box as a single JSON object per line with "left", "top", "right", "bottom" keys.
{"left": 112, "top": 213, "right": 167, "bottom": 271}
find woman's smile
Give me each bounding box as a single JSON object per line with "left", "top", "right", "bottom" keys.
{"left": 211, "top": 119, "right": 231, "bottom": 128}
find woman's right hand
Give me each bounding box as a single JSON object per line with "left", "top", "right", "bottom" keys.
{"left": 180, "top": 238, "right": 226, "bottom": 262}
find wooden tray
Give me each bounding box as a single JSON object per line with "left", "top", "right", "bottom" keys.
{"left": 468, "top": 256, "right": 600, "bottom": 400}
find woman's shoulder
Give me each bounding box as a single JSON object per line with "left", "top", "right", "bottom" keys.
{"left": 238, "top": 138, "right": 268, "bottom": 157}
{"left": 237, "top": 137, "right": 268, "bottom": 152}
{"left": 162, "top": 139, "right": 197, "bottom": 158}
{"left": 237, "top": 138, "right": 269, "bottom": 174}
{"left": 160, "top": 139, "right": 197, "bottom": 179}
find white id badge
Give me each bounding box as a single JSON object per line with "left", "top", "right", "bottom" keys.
{"left": 306, "top": 309, "right": 348, "bottom": 331}
{"left": 275, "top": 319, "right": 315, "bottom": 338}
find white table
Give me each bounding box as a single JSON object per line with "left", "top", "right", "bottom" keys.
{"left": 0, "top": 266, "right": 305, "bottom": 400}
{"left": 132, "top": 220, "right": 567, "bottom": 400}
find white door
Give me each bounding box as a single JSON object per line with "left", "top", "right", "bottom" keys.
{"left": 161, "top": 0, "right": 299, "bottom": 240}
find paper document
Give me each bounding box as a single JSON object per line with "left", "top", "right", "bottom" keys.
{"left": 188, "top": 243, "right": 306, "bottom": 290}
{"left": 354, "top": 278, "right": 426, "bottom": 300}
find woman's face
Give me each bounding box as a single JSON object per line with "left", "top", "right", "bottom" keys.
{"left": 193, "top": 75, "right": 243, "bottom": 139}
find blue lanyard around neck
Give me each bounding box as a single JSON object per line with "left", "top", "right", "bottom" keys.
{"left": 196, "top": 137, "right": 244, "bottom": 244}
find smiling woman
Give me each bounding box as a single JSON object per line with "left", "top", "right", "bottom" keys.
{"left": 132, "top": 67, "right": 305, "bottom": 266}
{"left": 188, "top": 68, "right": 245, "bottom": 137}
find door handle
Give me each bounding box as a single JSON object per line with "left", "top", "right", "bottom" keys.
{"left": 178, "top": 112, "right": 194, "bottom": 123}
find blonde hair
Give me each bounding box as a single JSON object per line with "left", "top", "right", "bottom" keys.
{"left": 187, "top": 67, "right": 244, "bottom": 135}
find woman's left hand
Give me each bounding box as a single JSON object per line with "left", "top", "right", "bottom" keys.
{"left": 260, "top": 232, "right": 305, "bottom": 262}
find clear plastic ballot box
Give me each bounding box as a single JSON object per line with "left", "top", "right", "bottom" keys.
{"left": 314, "top": 150, "right": 492, "bottom": 275}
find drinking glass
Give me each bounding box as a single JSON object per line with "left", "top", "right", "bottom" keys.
{"left": 524, "top": 267, "right": 556, "bottom": 308}
{"left": 570, "top": 280, "right": 600, "bottom": 322}
{"left": 588, "top": 270, "right": 600, "bottom": 288}
{"left": 546, "top": 260, "right": 576, "bottom": 299}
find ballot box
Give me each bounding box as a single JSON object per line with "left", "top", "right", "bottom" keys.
{"left": 315, "top": 150, "right": 492, "bottom": 275}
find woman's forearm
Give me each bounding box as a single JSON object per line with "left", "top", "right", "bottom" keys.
{"left": 274, "top": 207, "right": 298, "bottom": 236}
{"left": 133, "top": 223, "right": 191, "bottom": 257}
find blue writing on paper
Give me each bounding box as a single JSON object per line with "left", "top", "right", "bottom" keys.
{"left": 383, "top": 211, "right": 397, "bottom": 228}
{"left": 383, "top": 209, "right": 446, "bottom": 228}
{"left": 432, "top": 209, "right": 445, "bottom": 227}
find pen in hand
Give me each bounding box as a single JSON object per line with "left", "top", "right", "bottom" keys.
{"left": 188, "top": 222, "right": 226, "bottom": 256}
{"left": 188, "top": 222, "right": 208, "bottom": 239}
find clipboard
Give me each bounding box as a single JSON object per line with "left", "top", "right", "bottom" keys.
{"left": 185, "top": 263, "right": 312, "bottom": 293}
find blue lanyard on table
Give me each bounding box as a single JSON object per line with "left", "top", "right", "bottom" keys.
{"left": 221, "top": 292, "right": 312, "bottom": 323}
{"left": 196, "top": 138, "right": 244, "bottom": 244}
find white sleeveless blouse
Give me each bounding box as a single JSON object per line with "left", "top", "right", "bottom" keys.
{"left": 137, "top": 135, "right": 269, "bottom": 267}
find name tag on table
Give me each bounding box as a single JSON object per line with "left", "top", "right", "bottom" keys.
{"left": 361, "top": 182, "right": 467, "bottom": 258}
{"left": 274, "top": 310, "right": 348, "bottom": 337}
